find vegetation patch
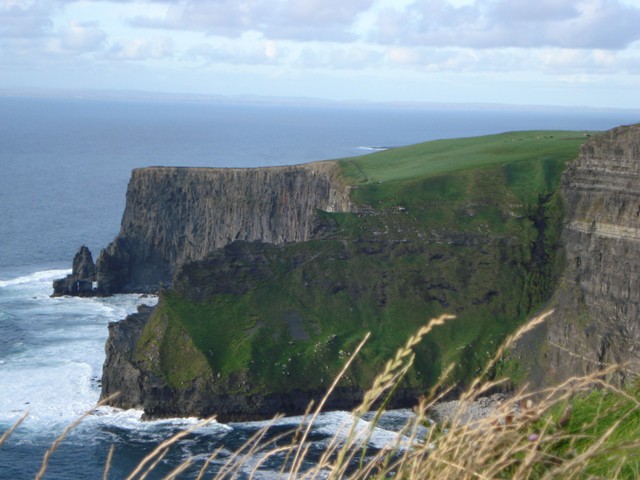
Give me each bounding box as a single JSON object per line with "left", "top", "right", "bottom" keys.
{"left": 143, "top": 130, "right": 591, "bottom": 397}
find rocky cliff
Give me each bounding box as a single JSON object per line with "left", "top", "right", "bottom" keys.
{"left": 88, "top": 161, "right": 352, "bottom": 294}
{"left": 98, "top": 130, "right": 591, "bottom": 419}
{"left": 514, "top": 124, "right": 640, "bottom": 387}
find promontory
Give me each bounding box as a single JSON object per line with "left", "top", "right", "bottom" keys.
{"left": 53, "top": 125, "right": 640, "bottom": 420}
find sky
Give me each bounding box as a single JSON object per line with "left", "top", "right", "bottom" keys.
{"left": 1, "top": 0, "right": 640, "bottom": 109}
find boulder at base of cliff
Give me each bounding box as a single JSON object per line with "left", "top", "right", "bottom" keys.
{"left": 52, "top": 245, "right": 97, "bottom": 296}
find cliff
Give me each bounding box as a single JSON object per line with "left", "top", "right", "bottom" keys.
{"left": 513, "top": 124, "right": 640, "bottom": 387}
{"left": 98, "top": 131, "right": 591, "bottom": 419}
{"left": 90, "top": 161, "right": 352, "bottom": 294}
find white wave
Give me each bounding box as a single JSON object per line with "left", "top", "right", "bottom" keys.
{"left": 90, "top": 406, "right": 231, "bottom": 434}
{"left": 356, "top": 146, "right": 389, "bottom": 151}
{"left": 0, "top": 269, "right": 158, "bottom": 434}
{"left": 310, "top": 411, "right": 412, "bottom": 451}
{"left": 0, "top": 269, "right": 70, "bottom": 288}
{"left": 237, "top": 409, "right": 415, "bottom": 452}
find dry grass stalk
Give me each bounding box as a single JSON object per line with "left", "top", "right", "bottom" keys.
{"left": 125, "top": 416, "right": 215, "bottom": 480}
{"left": 408, "top": 365, "right": 638, "bottom": 480}
{"left": 9, "top": 309, "right": 639, "bottom": 479}
{"left": 463, "top": 309, "right": 554, "bottom": 404}
{"left": 36, "top": 392, "right": 120, "bottom": 480}
{"left": 0, "top": 411, "right": 28, "bottom": 448}
{"left": 103, "top": 444, "right": 115, "bottom": 480}
{"left": 287, "top": 331, "right": 372, "bottom": 479}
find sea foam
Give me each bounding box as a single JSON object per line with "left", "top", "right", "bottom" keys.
{"left": 0, "top": 269, "right": 157, "bottom": 435}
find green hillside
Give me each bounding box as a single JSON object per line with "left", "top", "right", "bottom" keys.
{"left": 136, "top": 131, "right": 591, "bottom": 402}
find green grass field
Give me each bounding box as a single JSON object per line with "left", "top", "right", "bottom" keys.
{"left": 341, "top": 130, "right": 589, "bottom": 184}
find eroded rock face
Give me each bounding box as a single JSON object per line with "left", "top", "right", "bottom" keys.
{"left": 52, "top": 245, "right": 96, "bottom": 296}
{"left": 94, "top": 162, "right": 352, "bottom": 294}
{"left": 100, "top": 304, "right": 153, "bottom": 409}
{"left": 518, "top": 125, "right": 640, "bottom": 387}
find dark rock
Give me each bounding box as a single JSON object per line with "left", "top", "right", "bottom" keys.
{"left": 51, "top": 246, "right": 97, "bottom": 296}
{"left": 101, "top": 304, "right": 155, "bottom": 409}
{"left": 92, "top": 163, "right": 353, "bottom": 294}
{"left": 73, "top": 245, "right": 96, "bottom": 279}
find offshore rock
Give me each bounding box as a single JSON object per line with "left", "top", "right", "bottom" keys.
{"left": 93, "top": 162, "right": 351, "bottom": 294}
{"left": 52, "top": 245, "right": 96, "bottom": 296}
{"left": 514, "top": 125, "right": 640, "bottom": 387}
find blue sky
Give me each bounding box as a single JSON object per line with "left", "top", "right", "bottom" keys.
{"left": 1, "top": 0, "right": 640, "bottom": 108}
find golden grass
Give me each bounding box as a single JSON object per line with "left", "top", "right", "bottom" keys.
{"left": 2, "top": 311, "right": 639, "bottom": 479}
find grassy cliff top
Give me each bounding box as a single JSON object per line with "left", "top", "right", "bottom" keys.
{"left": 340, "top": 130, "right": 591, "bottom": 185}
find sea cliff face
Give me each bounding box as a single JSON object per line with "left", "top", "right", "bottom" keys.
{"left": 516, "top": 125, "right": 640, "bottom": 387}
{"left": 94, "top": 161, "right": 352, "bottom": 294}
{"left": 546, "top": 125, "right": 640, "bottom": 383}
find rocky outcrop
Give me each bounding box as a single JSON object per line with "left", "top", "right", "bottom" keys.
{"left": 58, "top": 161, "right": 352, "bottom": 295}
{"left": 52, "top": 245, "right": 96, "bottom": 296}
{"left": 101, "top": 269, "right": 423, "bottom": 421}
{"left": 101, "top": 304, "right": 153, "bottom": 408}
{"left": 515, "top": 125, "right": 640, "bottom": 387}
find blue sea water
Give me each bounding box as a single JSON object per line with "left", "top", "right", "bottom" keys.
{"left": 0, "top": 96, "right": 638, "bottom": 478}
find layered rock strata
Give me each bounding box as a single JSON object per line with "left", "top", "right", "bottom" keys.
{"left": 57, "top": 161, "right": 352, "bottom": 294}
{"left": 517, "top": 124, "right": 640, "bottom": 387}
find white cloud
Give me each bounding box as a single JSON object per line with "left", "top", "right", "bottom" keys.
{"left": 185, "top": 32, "right": 280, "bottom": 65}
{"left": 105, "top": 37, "right": 173, "bottom": 60}
{"left": 490, "top": 0, "right": 579, "bottom": 22}
{"left": 264, "top": 39, "right": 278, "bottom": 60}
{"left": 387, "top": 47, "right": 422, "bottom": 65}
{"left": 296, "top": 43, "right": 382, "bottom": 69}
{"left": 59, "top": 21, "right": 106, "bottom": 52}
{"left": 367, "top": 0, "right": 640, "bottom": 49}
{"left": 129, "top": 0, "right": 376, "bottom": 42}
{"left": 0, "top": 0, "right": 60, "bottom": 38}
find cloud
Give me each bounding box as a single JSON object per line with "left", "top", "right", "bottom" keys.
{"left": 489, "top": 0, "right": 579, "bottom": 22}
{"left": 105, "top": 37, "right": 173, "bottom": 60}
{"left": 296, "top": 44, "right": 382, "bottom": 69}
{"left": 0, "top": 3, "right": 105, "bottom": 65}
{"left": 129, "top": 0, "right": 376, "bottom": 42}
{"left": 0, "top": 0, "right": 63, "bottom": 38}
{"left": 285, "top": 0, "right": 373, "bottom": 23}
{"left": 130, "top": 1, "right": 255, "bottom": 37}
{"left": 187, "top": 36, "right": 278, "bottom": 65}
{"left": 58, "top": 21, "right": 106, "bottom": 52}
{"left": 368, "top": 0, "right": 640, "bottom": 50}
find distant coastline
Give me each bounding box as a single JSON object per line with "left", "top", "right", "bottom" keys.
{"left": 3, "top": 87, "right": 640, "bottom": 114}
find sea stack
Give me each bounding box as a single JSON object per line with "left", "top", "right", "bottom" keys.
{"left": 52, "top": 245, "right": 96, "bottom": 296}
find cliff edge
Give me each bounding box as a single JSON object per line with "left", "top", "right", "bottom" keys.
{"left": 56, "top": 161, "right": 352, "bottom": 295}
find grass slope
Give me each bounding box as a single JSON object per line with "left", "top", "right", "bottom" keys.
{"left": 138, "top": 130, "right": 591, "bottom": 398}
{"left": 342, "top": 130, "right": 587, "bottom": 185}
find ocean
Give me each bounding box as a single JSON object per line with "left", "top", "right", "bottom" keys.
{"left": 0, "top": 96, "right": 638, "bottom": 478}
